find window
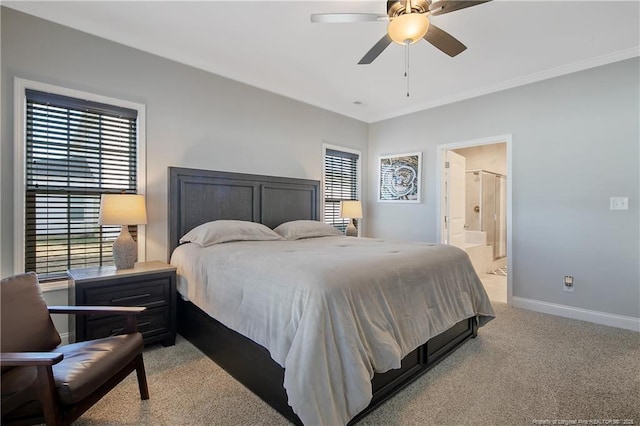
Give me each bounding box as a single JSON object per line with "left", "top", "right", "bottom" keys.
{"left": 16, "top": 81, "right": 145, "bottom": 281}
{"left": 323, "top": 146, "right": 361, "bottom": 233}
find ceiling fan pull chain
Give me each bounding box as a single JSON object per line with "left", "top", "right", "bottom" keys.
{"left": 405, "top": 42, "right": 410, "bottom": 97}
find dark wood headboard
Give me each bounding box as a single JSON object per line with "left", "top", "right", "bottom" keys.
{"left": 167, "top": 167, "right": 320, "bottom": 260}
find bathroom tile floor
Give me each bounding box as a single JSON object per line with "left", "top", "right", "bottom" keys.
{"left": 480, "top": 273, "right": 507, "bottom": 304}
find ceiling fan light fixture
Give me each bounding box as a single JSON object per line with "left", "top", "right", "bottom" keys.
{"left": 387, "top": 13, "right": 430, "bottom": 45}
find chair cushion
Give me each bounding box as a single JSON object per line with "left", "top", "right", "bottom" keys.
{"left": 54, "top": 333, "right": 143, "bottom": 405}
{"left": 0, "top": 273, "right": 61, "bottom": 357}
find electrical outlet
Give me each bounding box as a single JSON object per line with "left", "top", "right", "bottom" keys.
{"left": 563, "top": 276, "right": 574, "bottom": 292}
{"left": 610, "top": 196, "right": 629, "bottom": 210}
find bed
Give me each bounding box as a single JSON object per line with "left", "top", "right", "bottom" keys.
{"left": 167, "top": 167, "right": 495, "bottom": 425}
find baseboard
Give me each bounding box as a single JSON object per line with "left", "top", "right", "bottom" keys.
{"left": 512, "top": 297, "right": 640, "bottom": 332}
{"left": 60, "top": 332, "right": 70, "bottom": 345}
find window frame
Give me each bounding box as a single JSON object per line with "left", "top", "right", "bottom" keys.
{"left": 14, "top": 78, "right": 147, "bottom": 285}
{"left": 321, "top": 143, "right": 362, "bottom": 235}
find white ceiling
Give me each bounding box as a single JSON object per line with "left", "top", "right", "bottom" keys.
{"left": 4, "top": 1, "right": 639, "bottom": 123}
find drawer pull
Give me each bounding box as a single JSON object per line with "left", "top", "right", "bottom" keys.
{"left": 111, "top": 293, "right": 151, "bottom": 303}
{"left": 110, "top": 321, "right": 151, "bottom": 335}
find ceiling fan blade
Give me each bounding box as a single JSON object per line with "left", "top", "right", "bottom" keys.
{"left": 429, "top": 0, "right": 491, "bottom": 16}
{"left": 423, "top": 23, "right": 467, "bottom": 57}
{"left": 358, "top": 34, "right": 393, "bottom": 64}
{"left": 310, "top": 13, "right": 387, "bottom": 23}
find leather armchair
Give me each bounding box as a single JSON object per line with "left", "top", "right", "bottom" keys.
{"left": 1, "top": 272, "right": 149, "bottom": 425}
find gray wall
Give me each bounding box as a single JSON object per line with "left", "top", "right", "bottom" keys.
{"left": 0, "top": 8, "right": 369, "bottom": 278}
{"left": 367, "top": 58, "right": 640, "bottom": 318}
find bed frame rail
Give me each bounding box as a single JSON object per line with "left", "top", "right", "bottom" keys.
{"left": 178, "top": 297, "right": 476, "bottom": 425}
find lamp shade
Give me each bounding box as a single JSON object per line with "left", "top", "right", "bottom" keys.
{"left": 340, "top": 200, "right": 363, "bottom": 219}
{"left": 99, "top": 194, "right": 148, "bottom": 226}
{"left": 387, "top": 13, "right": 430, "bottom": 45}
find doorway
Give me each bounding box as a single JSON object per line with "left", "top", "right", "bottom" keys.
{"left": 437, "top": 135, "right": 512, "bottom": 305}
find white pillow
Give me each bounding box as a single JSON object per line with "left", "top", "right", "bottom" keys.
{"left": 273, "top": 220, "right": 342, "bottom": 240}
{"left": 180, "top": 220, "right": 284, "bottom": 247}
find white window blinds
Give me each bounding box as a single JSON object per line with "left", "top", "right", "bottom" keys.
{"left": 323, "top": 148, "right": 360, "bottom": 232}
{"left": 24, "top": 89, "right": 138, "bottom": 280}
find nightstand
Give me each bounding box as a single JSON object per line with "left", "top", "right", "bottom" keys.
{"left": 67, "top": 261, "right": 176, "bottom": 346}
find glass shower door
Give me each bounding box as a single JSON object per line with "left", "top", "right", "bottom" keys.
{"left": 464, "top": 170, "right": 507, "bottom": 261}
{"left": 481, "top": 172, "right": 496, "bottom": 257}
{"left": 495, "top": 175, "right": 507, "bottom": 259}
{"left": 481, "top": 172, "right": 507, "bottom": 260}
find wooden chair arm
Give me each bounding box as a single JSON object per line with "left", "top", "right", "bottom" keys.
{"left": 48, "top": 306, "right": 146, "bottom": 334}
{"left": 48, "top": 306, "right": 146, "bottom": 315}
{"left": 0, "top": 352, "right": 63, "bottom": 367}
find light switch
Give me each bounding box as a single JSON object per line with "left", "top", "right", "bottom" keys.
{"left": 610, "top": 196, "right": 629, "bottom": 210}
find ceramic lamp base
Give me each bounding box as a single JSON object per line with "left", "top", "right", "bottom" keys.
{"left": 112, "top": 225, "right": 137, "bottom": 269}
{"left": 345, "top": 220, "right": 358, "bottom": 237}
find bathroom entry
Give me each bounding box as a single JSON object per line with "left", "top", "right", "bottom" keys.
{"left": 449, "top": 142, "right": 507, "bottom": 268}
{"left": 440, "top": 139, "right": 509, "bottom": 303}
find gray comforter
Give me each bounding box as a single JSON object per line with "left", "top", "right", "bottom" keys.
{"left": 171, "top": 236, "right": 495, "bottom": 425}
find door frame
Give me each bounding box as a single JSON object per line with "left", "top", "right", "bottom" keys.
{"left": 436, "top": 134, "right": 513, "bottom": 305}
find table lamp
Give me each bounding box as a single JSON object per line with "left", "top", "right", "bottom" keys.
{"left": 340, "top": 200, "right": 362, "bottom": 237}
{"left": 99, "top": 194, "right": 147, "bottom": 269}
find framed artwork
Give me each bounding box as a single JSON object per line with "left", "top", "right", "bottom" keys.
{"left": 378, "top": 152, "right": 422, "bottom": 203}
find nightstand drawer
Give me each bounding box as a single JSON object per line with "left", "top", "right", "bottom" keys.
{"left": 82, "top": 279, "right": 169, "bottom": 309}
{"left": 68, "top": 262, "right": 177, "bottom": 346}
{"left": 84, "top": 307, "right": 170, "bottom": 341}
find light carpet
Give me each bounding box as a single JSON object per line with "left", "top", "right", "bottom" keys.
{"left": 76, "top": 303, "right": 640, "bottom": 425}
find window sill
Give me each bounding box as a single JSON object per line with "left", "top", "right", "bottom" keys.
{"left": 39, "top": 279, "right": 69, "bottom": 293}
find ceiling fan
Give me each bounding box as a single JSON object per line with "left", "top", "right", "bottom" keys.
{"left": 311, "top": 0, "right": 492, "bottom": 64}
